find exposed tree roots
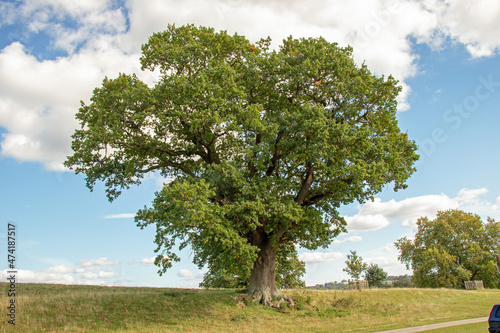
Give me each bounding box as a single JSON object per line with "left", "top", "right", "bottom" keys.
{"left": 237, "top": 289, "right": 295, "bottom": 309}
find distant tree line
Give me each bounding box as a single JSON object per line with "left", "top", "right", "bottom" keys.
{"left": 342, "top": 250, "right": 389, "bottom": 288}
{"left": 307, "top": 275, "right": 413, "bottom": 290}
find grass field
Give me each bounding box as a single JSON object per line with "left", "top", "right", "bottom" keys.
{"left": 0, "top": 283, "right": 498, "bottom": 332}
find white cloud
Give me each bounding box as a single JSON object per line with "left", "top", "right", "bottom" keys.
{"left": 177, "top": 269, "right": 195, "bottom": 279}
{"left": 42, "top": 265, "right": 74, "bottom": 274}
{"left": 382, "top": 242, "right": 397, "bottom": 253}
{"left": 299, "top": 251, "right": 345, "bottom": 265}
{"left": 140, "top": 256, "right": 156, "bottom": 266}
{"left": 177, "top": 269, "right": 204, "bottom": 281}
{"left": 344, "top": 193, "right": 458, "bottom": 231}
{"left": 103, "top": 213, "right": 136, "bottom": 219}
{"left": 14, "top": 268, "right": 76, "bottom": 284}
{"left": 0, "top": 41, "right": 146, "bottom": 170}
{"left": 456, "top": 187, "right": 489, "bottom": 204}
{"left": 457, "top": 188, "right": 500, "bottom": 219}
{"left": 1, "top": 1, "right": 499, "bottom": 169}
{"left": 333, "top": 235, "right": 363, "bottom": 245}
{"left": 0, "top": 257, "right": 122, "bottom": 285}
{"left": 365, "top": 253, "right": 408, "bottom": 275}
{"left": 80, "top": 272, "right": 98, "bottom": 279}
{"left": 0, "top": 254, "right": 135, "bottom": 286}
{"left": 79, "top": 257, "right": 120, "bottom": 267}
{"left": 421, "top": 0, "right": 500, "bottom": 57}
{"left": 0, "top": 265, "right": 112, "bottom": 285}
{"left": 345, "top": 214, "right": 390, "bottom": 232}
{"left": 343, "top": 187, "right": 500, "bottom": 232}
{"left": 81, "top": 269, "right": 115, "bottom": 279}
{"left": 0, "top": 2, "right": 17, "bottom": 27}
{"left": 15, "top": 0, "right": 128, "bottom": 54}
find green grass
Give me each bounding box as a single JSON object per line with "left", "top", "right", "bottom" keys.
{"left": 0, "top": 283, "right": 498, "bottom": 332}
{"left": 424, "top": 322, "right": 488, "bottom": 332}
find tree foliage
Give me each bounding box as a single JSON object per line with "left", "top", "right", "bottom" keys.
{"left": 365, "top": 263, "right": 388, "bottom": 288}
{"left": 200, "top": 242, "right": 305, "bottom": 289}
{"left": 65, "top": 24, "right": 418, "bottom": 303}
{"left": 395, "top": 209, "right": 500, "bottom": 289}
{"left": 343, "top": 250, "right": 368, "bottom": 281}
{"left": 390, "top": 275, "right": 413, "bottom": 288}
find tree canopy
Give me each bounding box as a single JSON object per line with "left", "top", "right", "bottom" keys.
{"left": 365, "top": 263, "right": 388, "bottom": 287}
{"left": 200, "top": 242, "right": 305, "bottom": 290}
{"left": 65, "top": 24, "right": 418, "bottom": 304}
{"left": 395, "top": 209, "right": 500, "bottom": 289}
{"left": 343, "top": 250, "right": 368, "bottom": 281}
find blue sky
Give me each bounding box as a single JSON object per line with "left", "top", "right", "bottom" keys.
{"left": 1, "top": 0, "right": 499, "bottom": 288}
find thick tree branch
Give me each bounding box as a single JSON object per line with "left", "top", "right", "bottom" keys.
{"left": 294, "top": 162, "right": 314, "bottom": 205}
{"left": 301, "top": 175, "right": 354, "bottom": 206}
{"left": 266, "top": 131, "right": 283, "bottom": 177}
{"left": 301, "top": 193, "right": 326, "bottom": 207}
{"left": 248, "top": 133, "right": 262, "bottom": 177}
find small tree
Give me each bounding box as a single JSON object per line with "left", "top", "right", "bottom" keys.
{"left": 343, "top": 250, "right": 368, "bottom": 280}
{"left": 364, "top": 263, "right": 388, "bottom": 288}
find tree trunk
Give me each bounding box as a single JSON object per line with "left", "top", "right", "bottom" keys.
{"left": 244, "top": 231, "right": 294, "bottom": 307}
{"left": 496, "top": 255, "right": 500, "bottom": 283}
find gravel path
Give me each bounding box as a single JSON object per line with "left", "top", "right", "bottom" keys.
{"left": 375, "top": 317, "right": 488, "bottom": 332}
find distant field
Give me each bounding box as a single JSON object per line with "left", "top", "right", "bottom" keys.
{"left": 0, "top": 283, "right": 498, "bottom": 332}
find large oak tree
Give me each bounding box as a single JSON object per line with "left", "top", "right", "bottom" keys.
{"left": 65, "top": 24, "right": 418, "bottom": 305}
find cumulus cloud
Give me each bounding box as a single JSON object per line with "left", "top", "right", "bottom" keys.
{"left": 345, "top": 193, "right": 457, "bottom": 231}
{"left": 456, "top": 187, "right": 489, "bottom": 204}
{"left": 1, "top": 0, "right": 499, "bottom": 169}
{"left": 80, "top": 269, "right": 115, "bottom": 280}
{"left": 12, "top": 267, "right": 76, "bottom": 284}
{"left": 456, "top": 188, "right": 500, "bottom": 218}
{"left": 140, "top": 256, "right": 156, "bottom": 266}
{"left": 344, "top": 214, "right": 391, "bottom": 233}
{"left": 177, "top": 269, "right": 204, "bottom": 281}
{"left": 333, "top": 235, "right": 363, "bottom": 245}
{"left": 421, "top": 0, "right": 500, "bottom": 57}
{"left": 79, "top": 257, "right": 120, "bottom": 267}
{"left": 0, "top": 41, "right": 145, "bottom": 170}
{"left": 343, "top": 187, "right": 499, "bottom": 232}
{"left": 41, "top": 264, "right": 75, "bottom": 274}
{"left": 298, "top": 251, "right": 345, "bottom": 265}
{"left": 0, "top": 264, "right": 114, "bottom": 285}
{"left": 9, "top": 0, "right": 129, "bottom": 54}
{"left": 0, "top": 254, "right": 138, "bottom": 285}
{"left": 177, "top": 269, "right": 195, "bottom": 279}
